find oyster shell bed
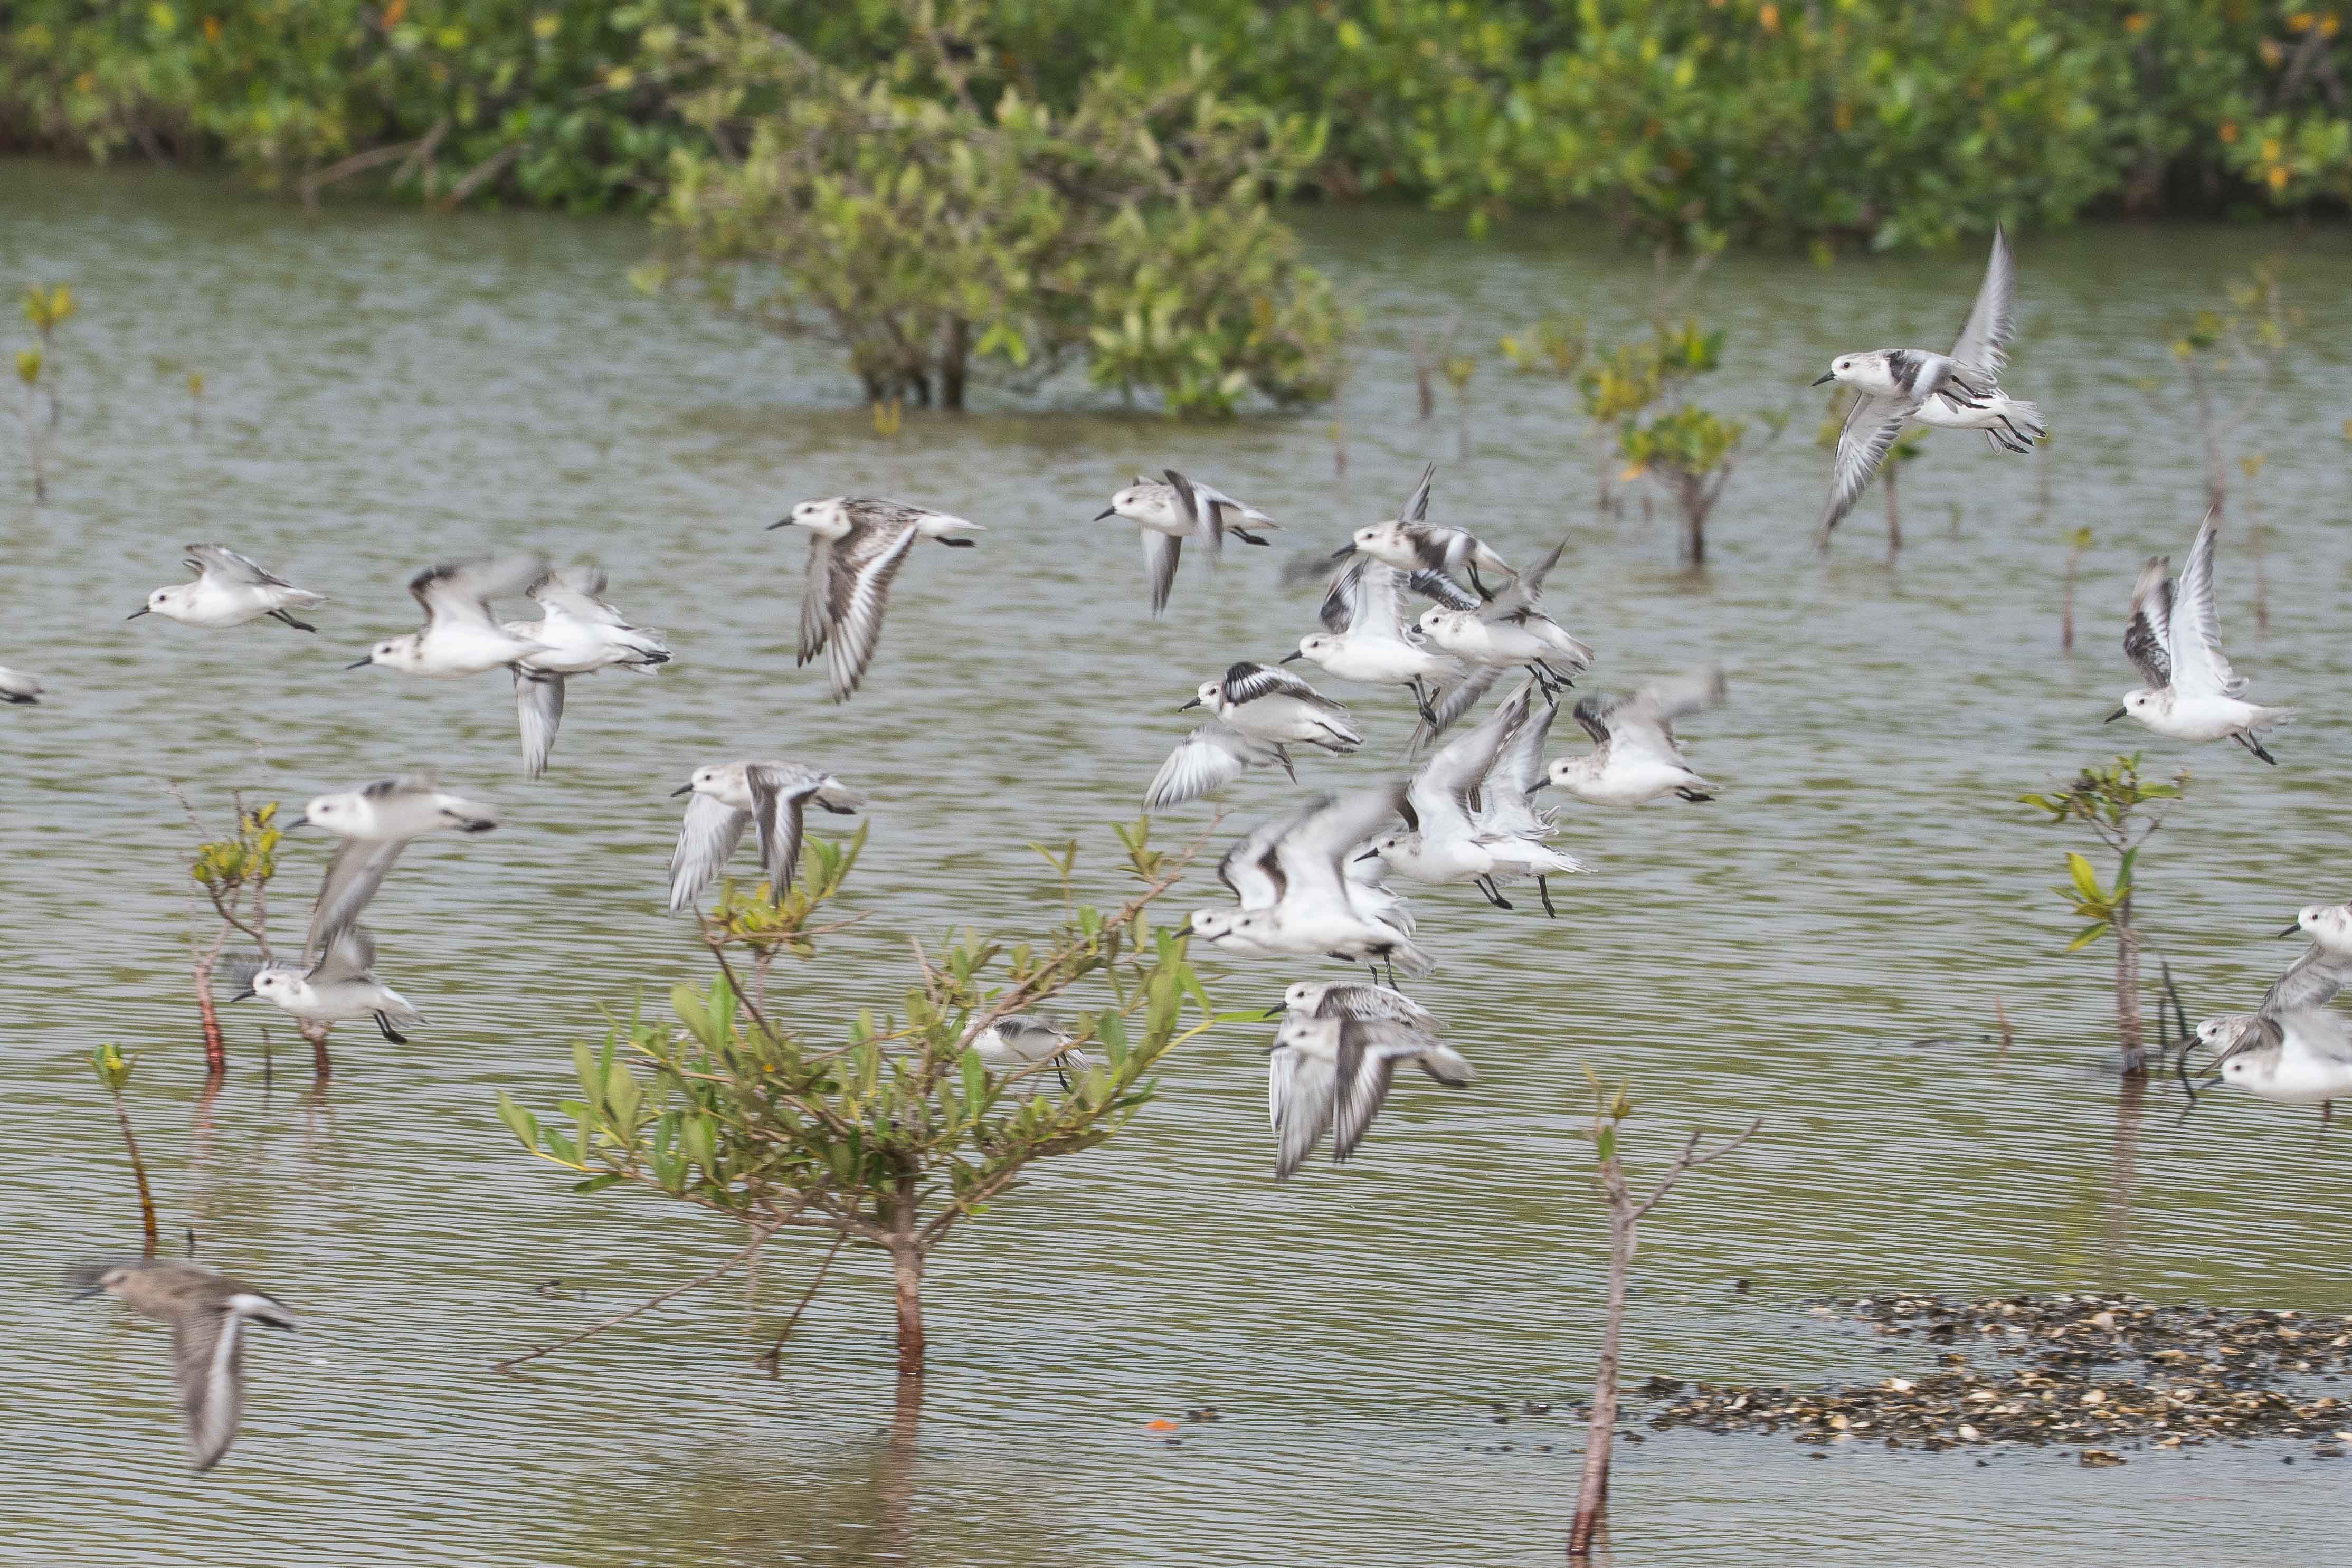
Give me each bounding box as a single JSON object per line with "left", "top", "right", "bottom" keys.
{"left": 1646, "top": 1293, "right": 2352, "bottom": 1461}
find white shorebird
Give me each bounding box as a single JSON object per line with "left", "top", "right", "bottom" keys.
{"left": 2198, "top": 1008, "right": 2352, "bottom": 1116}
{"left": 128, "top": 544, "right": 329, "bottom": 632}
{"left": 503, "top": 567, "right": 671, "bottom": 779}
{"left": 668, "top": 759, "right": 864, "bottom": 914}
{"left": 1415, "top": 540, "right": 1594, "bottom": 692}
{"left": 1188, "top": 787, "right": 1433, "bottom": 978}
{"left": 1265, "top": 995, "right": 1475, "bottom": 1179}
{"left": 1815, "top": 226, "right": 2043, "bottom": 540}
{"left": 1548, "top": 668, "right": 1728, "bottom": 807}
{"left": 230, "top": 926, "right": 424, "bottom": 1043}
{"left": 291, "top": 773, "right": 498, "bottom": 955}
{"left": 970, "top": 1014, "right": 1107, "bottom": 1090}
{"left": 1145, "top": 720, "right": 1293, "bottom": 810}
{"left": 1363, "top": 682, "right": 1589, "bottom": 914}
{"left": 0, "top": 665, "right": 41, "bottom": 705}
{"left": 770, "top": 497, "right": 982, "bottom": 702}
{"left": 1181, "top": 661, "right": 1362, "bottom": 754}
{"left": 2259, "top": 902, "right": 2352, "bottom": 1014}
{"left": 348, "top": 554, "right": 549, "bottom": 677}
{"left": 1096, "top": 469, "right": 1277, "bottom": 616}
{"left": 2109, "top": 508, "right": 2291, "bottom": 763}
{"left": 68, "top": 1257, "right": 300, "bottom": 1473}
{"left": 1337, "top": 462, "right": 1516, "bottom": 599}
{"left": 1287, "top": 556, "right": 1466, "bottom": 724}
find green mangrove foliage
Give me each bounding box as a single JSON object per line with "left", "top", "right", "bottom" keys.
{"left": 15, "top": 282, "right": 73, "bottom": 501}
{"left": 8, "top": 2, "right": 2352, "bottom": 247}
{"left": 2019, "top": 754, "right": 2190, "bottom": 1073}
{"left": 185, "top": 799, "right": 282, "bottom": 1075}
{"left": 642, "top": 1, "right": 1344, "bottom": 413}
{"left": 495, "top": 819, "right": 1257, "bottom": 1377}
{"left": 91, "top": 1042, "right": 160, "bottom": 1258}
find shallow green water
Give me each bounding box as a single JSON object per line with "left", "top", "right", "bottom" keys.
{"left": 5, "top": 161, "right": 2352, "bottom": 1564}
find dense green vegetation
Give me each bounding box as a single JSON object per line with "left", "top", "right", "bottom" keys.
{"left": 6, "top": 1, "right": 2351, "bottom": 247}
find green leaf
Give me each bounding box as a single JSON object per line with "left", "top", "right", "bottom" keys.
{"left": 2065, "top": 852, "right": 2101, "bottom": 904}
{"left": 2064, "top": 922, "right": 2112, "bottom": 953}
{"left": 571, "top": 1173, "right": 622, "bottom": 1193}
{"left": 494, "top": 1092, "right": 541, "bottom": 1153}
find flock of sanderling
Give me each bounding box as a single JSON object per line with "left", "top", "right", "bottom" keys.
{"left": 49, "top": 224, "right": 2342, "bottom": 1474}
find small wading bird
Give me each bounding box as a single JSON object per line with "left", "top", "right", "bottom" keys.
{"left": 1287, "top": 556, "right": 1467, "bottom": 726}
{"left": 1146, "top": 662, "right": 1364, "bottom": 810}
{"left": 0, "top": 664, "right": 41, "bottom": 705}
{"left": 1333, "top": 462, "right": 1516, "bottom": 600}
{"left": 290, "top": 773, "right": 499, "bottom": 956}
{"left": 1548, "top": 668, "right": 1729, "bottom": 807}
{"left": 129, "top": 544, "right": 329, "bottom": 632}
{"left": 502, "top": 567, "right": 671, "bottom": 779}
{"left": 1265, "top": 981, "right": 1475, "bottom": 1179}
{"left": 969, "top": 1014, "right": 1107, "bottom": 1091}
{"left": 2108, "top": 508, "right": 2292, "bottom": 763}
{"left": 347, "top": 554, "right": 550, "bottom": 677}
{"left": 1096, "top": 469, "right": 1278, "bottom": 617}
{"left": 667, "top": 759, "right": 865, "bottom": 913}
{"left": 771, "top": 496, "right": 983, "bottom": 702}
{"left": 229, "top": 925, "right": 424, "bottom": 1044}
{"left": 1413, "top": 540, "right": 1593, "bottom": 696}
{"left": 2196, "top": 1008, "right": 2352, "bottom": 1120}
{"left": 69, "top": 1258, "right": 300, "bottom": 1473}
{"left": 1815, "top": 226, "right": 2044, "bottom": 542}
{"left": 1188, "top": 786, "right": 1434, "bottom": 980}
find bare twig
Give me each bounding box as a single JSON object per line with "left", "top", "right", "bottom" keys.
{"left": 493, "top": 1221, "right": 782, "bottom": 1375}
{"left": 755, "top": 1230, "right": 847, "bottom": 1373}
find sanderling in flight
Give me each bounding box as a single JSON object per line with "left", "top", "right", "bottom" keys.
{"left": 68, "top": 1258, "right": 300, "bottom": 1473}
{"left": 1815, "top": 226, "right": 2042, "bottom": 541}
{"left": 1097, "top": 469, "right": 1277, "bottom": 617}
{"left": 348, "top": 553, "right": 550, "bottom": 677}
{"left": 290, "top": 773, "right": 498, "bottom": 955}
{"left": 0, "top": 665, "right": 41, "bottom": 705}
{"left": 2257, "top": 902, "right": 2352, "bottom": 1014}
{"left": 1287, "top": 555, "right": 1466, "bottom": 725}
{"left": 128, "top": 544, "right": 329, "bottom": 632}
{"left": 1145, "top": 720, "right": 1294, "bottom": 810}
{"left": 770, "top": 497, "right": 982, "bottom": 702}
{"left": 668, "top": 759, "right": 864, "bottom": 914}
{"left": 1188, "top": 786, "right": 1433, "bottom": 978}
{"left": 1183, "top": 661, "right": 1362, "bottom": 754}
{"left": 1548, "top": 667, "right": 1728, "bottom": 807}
{"left": 1362, "top": 680, "right": 1589, "bottom": 914}
{"left": 504, "top": 566, "right": 671, "bottom": 779}
{"left": 2195, "top": 1008, "right": 2352, "bottom": 1118}
{"left": 228, "top": 925, "right": 423, "bottom": 1043}
{"left": 970, "top": 1014, "right": 1107, "bottom": 1091}
{"left": 1414, "top": 540, "right": 1594, "bottom": 694}
{"left": 2109, "top": 508, "right": 2290, "bottom": 763}
{"left": 1332, "top": 461, "right": 1516, "bottom": 599}
{"left": 1265, "top": 986, "right": 1475, "bottom": 1179}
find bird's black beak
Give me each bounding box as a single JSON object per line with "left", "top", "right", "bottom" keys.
{"left": 1092, "top": 507, "right": 1116, "bottom": 521}
{"left": 67, "top": 1280, "right": 106, "bottom": 1300}
{"left": 1177, "top": 697, "right": 1201, "bottom": 711}
{"left": 1810, "top": 373, "right": 1836, "bottom": 386}
{"left": 345, "top": 656, "right": 373, "bottom": 670}
{"left": 1278, "top": 650, "right": 1305, "bottom": 663}
{"left": 2280, "top": 923, "right": 2303, "bottom": 939}
{"left": 1326, "top": 543, "right": 1357, "bottom": 562}
{"left": 125, "top": 607, "right": 150, "bottom": 620}
{"left": 1353, "top": 849, "right": 1380, "bottom": 862}
{"left": 765, "top": 518, "right": 791, "bottom": 531}
{"left": 227, "top": 986, "right": 256, "bottom": 1004}
{"left": 670, "top": 783, "right": 694, "bottom": 797}
{"left": 2103, "top": 706, "right": 2127, "bottom": 724}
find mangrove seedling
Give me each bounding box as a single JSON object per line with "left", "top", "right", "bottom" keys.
{"left": 2161, "top": 264, "right": 2299, "bottom": 522}
{"left": 93, "top": 1043, "right": 160, "bottom": 1258}
{"left": 494, "top": 818, "right": 1257, "bottom": 1389}
{"left": 16, "top": 283, "right": 74, "bottom": 501}
{"left": 2060, "top": 525, "right": 2092, "bottom": 652}
{"left": 183, "top": 799, "right": 284, "bottom": 1075}
{"left": 2018, "top": 755, "right": 2190, "bottom": 1074}
{"left": 695, "top": 820, "right": 868, "bottom": 1014}
{"left": 1569, "top": 1067, "right": 1757, "bottom": 1562}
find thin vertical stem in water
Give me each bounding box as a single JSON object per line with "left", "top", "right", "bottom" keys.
{"left": 1882, "top": 464, "right": 1901, "bottom": 560}
{"left": 2061, "top": 543, "right": 2079, "bottom": 652}
{"left": 302, "top": 1020, "right": 332, "bottom": 1080}
{"left": 191, "top": 931, "right": 228, "bottom": 1076}
{"left": 1569, "top": 1201, "right": 1628, "bottom": 1559}
{"left": 2113, "top": 897, "right": 2145, "bottom": 1076}
{"left": 109, "top": 1088, "right": 159, "bottom": 1259}
{"left": 758, "top": 1230, "right": 848, "bottom": 1373}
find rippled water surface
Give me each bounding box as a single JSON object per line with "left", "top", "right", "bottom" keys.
{"left": 7, "top": 162, "right": 2352, "bottom": 1564}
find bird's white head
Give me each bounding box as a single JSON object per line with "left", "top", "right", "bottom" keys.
{"left": 1353, "top": 521, "right": 1402, "bottom": 554}
{"left": 1188, "top": 909, "right": 1235, "bottom": 941}
{"left": 781, "top": 497, "right": 852, "bottom": 539}
{"left": 1417, "top": 607, "right": 1468, "bottom": 638}
{"left": 1361, "top": 830, "right": 1419, "bottom": 866}
{"left": 298, "top": 792, "right": 352, "bottom": 831}
{"left": 2303, "top": 904, "right": 2352, "bottom": 948}
{"left": 686, "top": 764, "right": 729, "bottom": 800}
{"left": 250, "top": 967, "right": 303, "bottom": 1005}
{"left": 138, "top": 584, "right": 194, "bottom": 621}
{"left": 2117, "top": 689, "right": 2155, "bottom": 720}
{"left": 353, "top": 634, "right": 423, "bottom": 672}
{"left": 1281, "top": 980, "right": 1330, "bottom": 1014}
{"left": 1103, "top": 481, "right": 1176, "bottom": 528}
{"left": 1292, "top": 633, "right": 1335, "bottom": 664}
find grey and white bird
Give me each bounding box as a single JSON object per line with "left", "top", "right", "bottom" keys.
{"left": 2197, "top": 1008, "right": 2352, "bottom": 1115}
{"left": 0, "top": 664, "right": 41, "bottom": 705}
{"left": 1336, "top": 462, "right": 1516, "bottom": 599}
{"left": 68, "top": 1257, "right": 300, "bottom": 1473}
{"left": 503, "top": 567, "right": 672, "bottom": 779}
{"left": 1414, "top": 540, "right": 1595, "bottom": 691}
{"left": 1265, "top": 996, "right": 1475, "bottom": 1179}
{"left": 229, "top": 925, "right": 424, "bottom": 1043}
{"left": 1181, "top": 661, "right": 1362, "bottom": 754}
{"left": 1144, "top": 719, "right": 1294, "bottom": 811}
{"left": 1815, "top": 226, "right": 2042, "bottom": 540}
{"left": 2251, "top": 901, "right": 2352, "bottom": 1017}
{"left": 770, "top": 497, "right": 983, "bottom": 702}
{"left": 1548, "top": 667, "right": 1728, "bottom": 807}
{"left": 668, "top": 759, "right": 864, "bottom": 914}
{"left": 348, "top": 553, "right": 550, "bottom": 677}
{"left": 2108, "top": 508, "right": 2292, "bottom": 763}
{"left": 128, "top": 544, "right": 328, "bottom": 632}
{"left": 1096, "top": 469, "right": 1278, "bottom": 616}
{"left": 291, "top": 773, "right": 498, "bottom": 956}
{"left": 969, "top": 1013, "right": 1108, "bottom": 1090}
{"left": 1287, "top": 555, "right": 1467, "bottom": 724}
{"left": 1188, "top": 786, "right": 1433, "bottom": 977}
